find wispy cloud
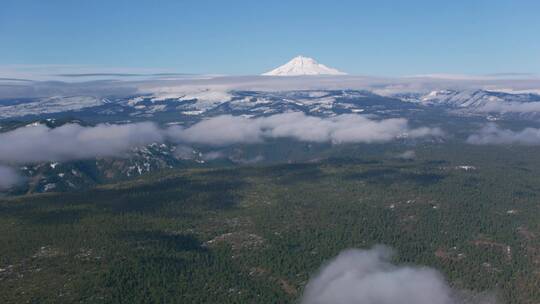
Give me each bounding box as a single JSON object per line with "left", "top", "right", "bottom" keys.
{"left": 2, "top": 71, "right": 540, "bottom": 105}
{"left": 0, "top": 65, "right": 187, "bottom": 82}
{"left": 0, "top": 165, "right": 21, "bottom": 190}
{"left": 467, "top": 124, "right": 540, "bottom": 145}
{"left": 396, "top": 150, "right": 416, "bottom": 160}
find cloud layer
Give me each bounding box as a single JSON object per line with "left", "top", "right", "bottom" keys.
{"left": 0, "top": 113, "right": 441, "bottom": 190}
{"left": 1, "top": 113, "right": 438, "bottom": 166}
{"left": 169, "top": 112, "right": 443, "bottom": 146}
{"left": 467, "top": 124, "right": 540, "bottom": 145}
{"left": 0, "top": 122, "right": 163, "bottom": 164}
{"left": 301, "top": 246, "right": 494, "bottom": 304}
{"left": 1, "top": 113, "right": 436, "bottom": 164}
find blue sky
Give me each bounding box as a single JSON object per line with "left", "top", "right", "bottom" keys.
{"left": 1, "top": 0, "right": 539, "bottom": 76}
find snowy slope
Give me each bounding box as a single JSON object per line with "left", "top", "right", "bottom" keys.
{"left": 262, "top": 56, "right": 346, "bottom": 76}
{"left": 418, "top": 90, "right": 540, "bottom": 109}
{"left": 0, "top": 96, "right": 105, "bottom": 119}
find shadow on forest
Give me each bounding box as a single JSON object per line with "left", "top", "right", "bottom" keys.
{"left": 323, "top": 157, "right": 381, "bottom": 166}
{"left": 89, "top": 176, "right": 246, "bottom": 213}
{"left": 462, "top": 176, "right": 481, "bottom": 188}
{"left": 346, "top": 168, "right": 446, "bottom": 186}
{"left": 29, "top": 208, "right": 89, "bottom": 225}
{"left": 0, "top": 175, "right": 247, "bottom": 224}
{"left": 102, "top": 255, "right": 192, "bottom": 296}
{"left": 423, "top": 160, "right": 449, "bottom": 166}
{"left": 123, "top": 230, "right": 206, "bottom": 253}
{"left": 265, "top": 163, "right": 326, "bottom": 185}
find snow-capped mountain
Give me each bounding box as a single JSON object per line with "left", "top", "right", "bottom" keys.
{"left": 262, "top": 56, "right": 347, "bottom": 76}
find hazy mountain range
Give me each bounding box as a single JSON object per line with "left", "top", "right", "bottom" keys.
{"left": 2, "top": 56, "right": 540, "bottom": 194}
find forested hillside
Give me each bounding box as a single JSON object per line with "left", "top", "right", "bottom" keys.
{"left": 1, "top": 144, "right": 539, "bottom": 303}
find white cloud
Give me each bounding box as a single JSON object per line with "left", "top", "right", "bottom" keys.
{"left": 0, "top": 122, "right": 163, "bottom": 164}
{"left": 0, "top": 113, "right": 441, "bottom": 166}
{"left": 396, "top": 150, "right": 416, "bottom": 160}
{"left": 0, "top": 64, "right": 197, "bottom": 82}
{"left": 167, "top": 112, "right": 442, "bottom": 146}
{"left": 0, "top": 165, "right": 21, "bottom": 190}
{"left": 467, "top": 124, "right": 540, "bottom": 145}
{"left": 132, "top": 74, "right": 540, "bottom": 100}
{"left": 302, "top": 246, "right": 496, "bottom": 304}
{"left": 173, "top": 145, "right": 198, "bottom": 160}
{"left": 202, "top": 151, "right": 226, "bottom": 161}
{"left": 167, "top": 115, "right": 263, "bottom": 146}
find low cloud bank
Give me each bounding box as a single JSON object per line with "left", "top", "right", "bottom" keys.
{"left": 0, "top": 122, "right": 163, "bottom": 164}
{"left": 0, "top": 113, "right": 439, "bottom": 163}
{"left": 0, "top": 113, "right": 442, "bottom": 190}
{"left": 1, "top": 113, "right": 437, "bottom": 164}
{"left": 169, "top": 112, "right": 443, "bottom": 146}
{"left": 302, "top": 246, "right": 495, "bottom": 304}
{"left": 467, "top": 124, "right": 540, "bottom": 145}
{"left": 0, "top": 122, "right": 163, "bottom": 190}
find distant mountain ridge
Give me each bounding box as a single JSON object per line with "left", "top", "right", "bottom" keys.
{"left": 2, "top": 89, "right": 540, "bottom": 122}
{"left": 418, "top": 89, "right": 540, "bottom": 107}
{"left": 4, "top": 88, "right": 540, "bottom": 194}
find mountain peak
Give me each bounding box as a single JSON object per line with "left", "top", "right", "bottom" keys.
{"left": 262, "top": 55, "right": 347, "bottom": 76}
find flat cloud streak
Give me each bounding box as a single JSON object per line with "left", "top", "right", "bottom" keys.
{"left": 168, "top": 112, "right": 443, "bottom": 146}
{"left": 302, "top": 246, "right": 496, "bottom": 304}
{"left": 467, "top": 124, "right": 540, "bottom": 145}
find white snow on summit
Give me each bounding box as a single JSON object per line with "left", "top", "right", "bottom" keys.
{"left": 262, "top": 56, "right": 347, "bottom": 76}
